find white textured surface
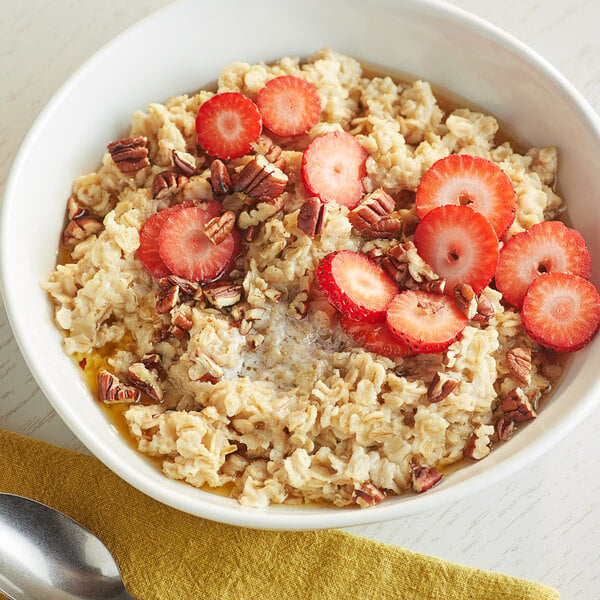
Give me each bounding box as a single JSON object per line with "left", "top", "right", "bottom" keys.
{"left": 0, "top": 1, "right": 598, "bottom": 597}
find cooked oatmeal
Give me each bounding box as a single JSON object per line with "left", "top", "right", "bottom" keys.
{"left": 44, "top": 48, "right": 571, "bottom": 508}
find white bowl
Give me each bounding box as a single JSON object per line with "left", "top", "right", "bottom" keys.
{"left": 2, "top": 0, "right": 600, "bottom": 530}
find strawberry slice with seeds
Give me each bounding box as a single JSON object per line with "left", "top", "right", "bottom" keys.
{"left": 495, "top": 220, "right": 592, "bottom": 309}
{"left": 195, "top": 92, "right": 262, "bottom": 160}
{"left": 158, "top": 206, "right": 235, "bottom": 282}
{"left": 317, "top": 250, "right": 398, "bottom": 322}
{"left": 415, "top": 154, "right": 517, "bottom": 238}
{"left": 138, "top": 202, "right": 194, "bottom": 279}
{"left": 257, "top": 75, "right": 321, "bottom": 136}
{"left": 413, "top": 205, "right": 498, "bottom": 295}
{"left": 522, "top": 273, "right": 600, "bottom": 353}
{"left": 340, "top": 314, "right": 413, "bottom": 357}
{"left": 386, "top": 290, "right": 468, "bottom": 354}
{"left": 301, "top": 131, "right": 368, "bottom": 208}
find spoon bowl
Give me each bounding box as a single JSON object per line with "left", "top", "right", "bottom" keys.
{"left": 0, "top": 493, "right": 136, "bottom": 600}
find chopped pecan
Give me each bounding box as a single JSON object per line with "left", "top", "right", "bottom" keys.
{"left": 410, "top": 462, "right": 444, "bottom": 493}
{"left": 156, "top": 285, "right": 180, "bottom": 314}
{"left": 297, "top": 197, "right": 327, "bottom": 237}
{"left": 203, "top": 210, "right": 236, "bottom": 245}
{"left": 154, "top": 324, "right": 171, "bottom": 342}
{"left": 127, "top": 362, "right": 163, "bottom": 402}
{"left": 247, "top": 333, "right": 265, "bottom": 350}
{"left": 419, "top": 278, "right": 446, "bottom": 295}
{"left": 381, "top": 257, "right": 409, "bottom": 286}
{"left": 500, "top": 387, "right": 537, "bottom": 422}
{"left": 210, "top": 159, "right": 233, "bottom": 194}
{"left": 352, "top": 482, "right": 385, "bottom": 507}
{"left": 472, "top": 294, "right": 495, "bottom": 325}
{"left": 349, "top": 188, "right": 395, "bottom": 228}
{"left": 66, "top": 196, "right": 86, "bottom": 220}
{"left": 427, "top": 372, "right": 459, "bottom": 403}
{"left": 453, "top": 283, "right": 477, "bottom": 319}
{"left": 288, "top": 291, "right": 309, "bottom": 320}
{"left": 172, "top": 149, "right": 197, "bottom": 176}
{"left": 464, "top": 423, "right": 494, "bottom": 460}
{"left": 63, "top": 216, "right": 103, "bottom": 246}
{"left": 97, "top": 370, "right": 140, "bottom": 405}
{"left": 203, "top": 282, "right": 243, "bottom": 309}
{"left": 169, "top": 325, "right": 189, "bottom": 340}
{"left": 494, "top": 416, "right": 515, "bottom": 442}
{"left": 157, "top": 275, "right": 201, "bottom": 299}
{"left": 171, "top": 305, "right": 193, "bottom": 331}
{"left": 141, "top": 353, "right": 163, "bottom": 376}
{"left": 506, "top": 347, "right": 532, "bottom": 386}
{"left": 151, "top": 170, "right": 188, "bottom": 201}
{"left": 233, "top": 155, "right": 288, "bottom": 201}
{"left": 189, "top": 351, "right": 224, "bottom": 381}
{"left": 253, "top": 134, "right": 284, "bottom": 165}
{"left": 107, "top": 136, "right": 149, "bottom": 173}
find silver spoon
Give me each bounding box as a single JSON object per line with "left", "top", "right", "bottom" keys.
{"left": 0, "top": 492, "right": 137, "bottom": 600}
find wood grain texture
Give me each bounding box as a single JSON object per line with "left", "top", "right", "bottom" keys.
{"left": 1, "top": 1, "right": 598, "bottom": 598}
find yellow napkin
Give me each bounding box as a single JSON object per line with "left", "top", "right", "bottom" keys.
{"left": 0, "top": 429, "right": 558, "bottom": 600}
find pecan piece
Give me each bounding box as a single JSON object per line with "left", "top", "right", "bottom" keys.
{"left": 362, "top": 216, "right": 404, "bottom": 240}
{"left": 472, "top": 294, "right": 495, "bottom": 325}
{"left": 63, "top": 216, "right": 103, "bottom": 246}
{"left": 203, "top": 282, "right": 243, "bottom": 309}
{"left": 506, "top": 347, "right": 532, "bottom": 386}
{"left": 107, "top": 136, "right": 149, "bottom": 173}
{"left": 494, "top": 416, "right": 515, "bottom": 442}
{"left": 419, "top": 278, "right": 446, "bottom": 295}
{"left": 171, "top": 305, "right": 193, "bottom": 331}
{"left": 453, "top": 283, "right": 477, "bottom": 319}
{"left": 151, "top": 170, "right": 188, "bottom": 201}
{"left": 247, "top": 333, "right": 265, "bottom": 350}
{"left": 128, "top": 362, "right": 163, "bottom": 402}
{"left": 381, "top": 257, "right": 409, "bottom": 286}
{"left": 189, "top": 351, "right": 224, "bottom": 381}
{"left": 156, "top": 285, "right": 180, "bottom": 314}
{"left": 500, "top": 387, "right": 537, "bottom": 422}
{"left": 141, "top": 353, "right": 164, "bottom": 377}
{"left": 203, "top": 210, "right": 236, "bottom": 245}
{"left": 297, "top": 197, "right": 327, "bottom": 237}
{"left": 349, "top": 188, "right": 395, "bottom": 228}
{"left": 410, "top": 462, "right": 443, "bottom": 493}
{"left": 427, "top": 372, "right": 459, "bottom": 403}
{"left": 464, "top": 424, "right": 494, "bottom": 460}
{"left": 210, "top": 159, "right": 233, "bottom": 194}
{"left": 172, "top": 149, "right": 197, "bottom": 176}
{"left": 66, "top": 196, "right": 86, "bottom": 220}
{"left": 157, "top": 275, "right": 201, "bottom": 298}
{"left": 97, "top": 370, "right": 140, "bottom": 405}
{"left": 352, "top": 482, "right": 385, "bottom": 507}
{"left": 233, "top": 155, "right": 288, "bottom": 201}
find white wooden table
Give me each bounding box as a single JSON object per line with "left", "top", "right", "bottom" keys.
{"left": 1, "top": 1, "right": 598, "bottom": 597}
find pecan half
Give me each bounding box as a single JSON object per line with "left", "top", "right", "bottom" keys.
{"left": 63, "top": 216, "right": 103, "bottom": 246}
{"left": 297, "top": 197, "right": 327, "bottom": 237}
{"left": 453, "top": 283, "right": 477, "bottom": 319}
{"left": 128, "top": 362, "right": 163, "bottom": 402}
{"left": 506, "top": 347, "right": 532, "bottom": 385}
{"left": 349, "top": 188, "right": 395, "bottom": 229}
{"left": 107, "top": 136, "right": 149, "bottom": 173}
{"left": 464, "top": 424, "right": 494, "bottom": 460}
{"left": 151, "top": 170, "right": 188, "bottom": 201}
{"left": 352, "top": 482, "right": 385, "bottom": 507}
{"left": 427, "top": 372, "right": 459, "bottom": 403}
{"left": 362, "top": 216, "right": 404, "bottom": 240}
{"left": 410, "top": 462, "right": 444, "bottom": 493}
{"left": 210, "top": 159, "right": 233, "bottom": 194}
{"left": 203, "top": 210, "right": 236, "bottom": 245}
{"left": 500, "top": 387, "right": 537, "bottom": 422}
{"left": 172, "top": 149, "right": 197, "bottom": 176}
{"left": 472, "top": 294, "right": 495, "bottom": 325}
{"left": 97, "top": 370, "right": 140, "bottom": 405}
{"left": 233, "top": 155, "right": 288, "bottom": 201}
{"left": 203, "top": 282, "right": 243, "bottom": 309}
{"left": 494, "top": 416, "right": 515, "bottom": 442}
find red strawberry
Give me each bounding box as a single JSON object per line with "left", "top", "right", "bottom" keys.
{"left": 157, "top": 206, "right": 235, "bottom": 282}
{"left": 317, "top": 250, "right": 398, "bottom": 322}
{"left": 257, "top": 75, "right": 321, "bottom": 136}
{"left": 138, "top": 202, "right": 193, "bottom": 279}
{"left": 495, "top": 220, "right": 592, "bottom": 309}
{"left": 415, "top": 154, "right": 517, "bottom": 238}
{"left": 386, "top": 290, "right": 468, "bottom": 354}
{"left": 413, "top": 205, "right": 498, "bottom": 295}
{"left": 301, "top": 131, "right": 368, "bottom": 208}
{"left": 522, "top": 272, "right": 600, "bottom": 352}
{"left": 195, "top": 92, "right": 262, "bottom": 160}
{"left": 340, "top": 314, "right": 413, "bottom": 357}
{"left": 193, "top": 198, "right": 225, "bottom": 218}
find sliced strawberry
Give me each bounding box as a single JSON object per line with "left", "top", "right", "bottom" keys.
{"left": 195, "top": 92, "right": 262, "bottom": 160}
{"left": 495, "top": 220, "right": 592, "bottom": 309}
{"left": 157, "top": 206, "right": 235, "bottom": 282}
{"left": 386, "top": 290, "right": 468, "bottom": 354}
{"left": 413, "top": 205, "right": 498, "bottom": 295}
{"left": 317, "top": 250, "right": 398, "bottom": 322}
{"left": 415, "top": 154, "right": 517, "bottom": 238}
{"left": 301, "top": 131, "right": 368, "bottom": 208}
{"left": 257, "top": 75, "right": 321, "bottom": 136}
{"left": 340, "top": 314, "right": 413, "bottom": 357}
{"left": 138, "top": 202, "right": 194, "bottom": 279}
{"left": 522, "top": 273, "right": 600, "bottom": 352}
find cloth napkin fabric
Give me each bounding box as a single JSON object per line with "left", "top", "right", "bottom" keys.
{"left": 0, "top": 429, "right": 558, "bottom": 600}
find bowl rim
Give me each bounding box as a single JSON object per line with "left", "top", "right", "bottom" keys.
{"left": 2, "top": 0, "right": 600, "bottom": 530}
